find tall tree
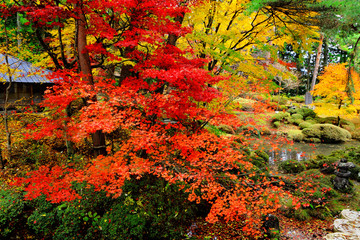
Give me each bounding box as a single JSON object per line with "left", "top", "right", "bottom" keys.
{"left": 3, "top": 0, "right": 293, "bottom": 237}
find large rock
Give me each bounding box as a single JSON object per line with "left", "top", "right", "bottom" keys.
{"left": 325, "top": 209, "right": 360, "bottom": 240}
{"left": 302, "top": 124, "right": 351, "bottom": 143}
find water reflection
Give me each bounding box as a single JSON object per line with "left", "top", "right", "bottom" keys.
{"left": 268, "top": 149, "right": 308, "bottom": 165}
{"left": 268, "top": 141, "right": 360, "bottom": 165}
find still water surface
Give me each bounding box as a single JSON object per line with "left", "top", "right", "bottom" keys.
{"left": 268, "top": 141, "right": 360, "bottom": 164}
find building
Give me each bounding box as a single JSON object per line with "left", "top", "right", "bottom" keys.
{"left": 0, "top": 54, "right": 54, "bottom": 109}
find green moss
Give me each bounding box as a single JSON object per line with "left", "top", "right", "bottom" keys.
{"left": 255, "top": 150, "right": 269, "bottom": 162}
{"left": 291, "top": 113, "right": 304, "bottom": 120}
{"left": 279, "top": 159, "right": 306, "bottom": 174}
{"left": 302, "top": 124, "right": 351, "bottom": 143}
{"left": 293, "top": 118, "right": 304, "bottom": 126}
{"left": 298, "top": 121, "right": 313, "bottom": 130}
{"left": 302, "top": 126, "right": 321, "bottom": 139}
{"left": 287, "top": 130, "right": 304, "bottom": 142}
{"left": 273, "top": 121, "right": 281, "bottom": 128}
{"left": 295, "top": 107, "right": 317, "bottom": 119}
{"left": 294, "top": 209, "right": 311, "bottom": 221}
{"left": 290, "top": 96, "right": 305, "bottom": 103}
{"left": 272, "top": 112, "right": 290, "bottom": 122}
{"left": 271, "top": 95, "right": 288, "bottom": 105}
{"left": 303, "top": 158, "right": 321, "bottom": 170}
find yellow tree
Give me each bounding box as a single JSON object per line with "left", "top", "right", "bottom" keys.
{"left": 312, "top": 63, "right": 360, "bottom": 121}
{"left": 181, "top": 0, "right": 320, "bottom": 75}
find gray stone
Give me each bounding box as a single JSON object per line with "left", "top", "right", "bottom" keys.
{"left": 335, "top": 171, "right": 351, "bottom": 178}
{"left": 333, "top": 176, "right": 351, "bottom": 191}
{"left": 338, "top": 162, "right": 355, "bottom": 169}
{"left": 305, "top": 91, "right": 313, "bottom": 105}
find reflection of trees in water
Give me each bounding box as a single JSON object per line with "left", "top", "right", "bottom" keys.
{"left": 268, "top": 142, "right": 360, "bottom": 165}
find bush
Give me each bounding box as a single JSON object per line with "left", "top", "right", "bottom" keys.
{"left": 273, "top": 121, "right": 281, "bottom": 128}
{"left": 351, "top": 129, "right": 360, "bottom": 140}
{"left": 302, "top": 124, "right": 351, "bottom": 143}
{"left": 290, "top": 96, "right": 305, "bottom": 103}
{"left": 0, "top": 189, "right": 25, "bottom": 238}
{"left": 340, "top": 119, "right": 356, "bottom": 132}
{"left": 272, "top": 112, "right": 290, "bottom": 122}
{"left": 24, "top": 176, "right": 197, "bottom": 240}
{"left": 291, "top": 113, "right": 304, "bottom": 120}
{"left": 271, "top": 95, "right": 288, "bottom": 105}
{"left": 278, "top": 159, "right": 306, "bottom": 174}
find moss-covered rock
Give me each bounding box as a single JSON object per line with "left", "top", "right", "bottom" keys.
{"left": 302, "top": 124, "right": 351, "bottom": 143}
{"left": 302, "top": 125, "right": 321, "bottom": 139}
{"left": 287, "top": 130, "right": 304, "bottom": 142}
{"left": 298, "top": 121, "right": 313, "bottom": 130}
{"left": 296, "top": 107, "right": 317, "bottom": 119}
{"left": 279, "top": 159, "right": 306, "bottom": 174}
{"left": 293, "top": 118, "right": 304, "bottom": 126}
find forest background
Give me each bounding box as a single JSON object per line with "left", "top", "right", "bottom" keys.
{"left": 0, "top": 0, "right": 360, "bottom": 239}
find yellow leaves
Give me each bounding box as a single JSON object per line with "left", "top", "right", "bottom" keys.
{"left": 312, "top": 63, "right": 360, "bottom": 118}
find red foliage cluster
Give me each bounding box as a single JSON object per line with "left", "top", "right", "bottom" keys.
{"left": 8, "top": 0, "right": 288, "bottom": 236}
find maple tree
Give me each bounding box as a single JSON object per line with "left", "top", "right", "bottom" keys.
{"left": 0, "top": 0, "right": 296, "bottom": 237}
{"left": 312, "top": 63, "right": 360, "bottom": 120}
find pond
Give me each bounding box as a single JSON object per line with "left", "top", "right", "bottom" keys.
{"left": 268, "top": 140, "right": 360, "bottom": 164}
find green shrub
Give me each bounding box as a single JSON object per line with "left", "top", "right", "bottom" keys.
{"left": 24, "top": 176, "right": 197, "bottom": 240}
{"left": 27, "top": 196, "right": 57, "bottom": 238}
{"left": 278, "top": 159, "right": 306, "bottom": 174}
{"left": 340, "top": 119, "right": 356, "bottom": 132}
{"left": 272, "top": 112, "right": 290, "bottom": 122}
{"left": 271, "top": 95, "right": 288, "bottom": 105}
{"left": 290, "top": 96, "right": 305, "bottom": 103}
{"left": 0, "top": 190, "right": 25, "bottom": 238}
{"left": 351, "top": 129, "right": 360, "bottom": 140}
{"left": 273, "top": 121, "right": 281, "bottom": 128}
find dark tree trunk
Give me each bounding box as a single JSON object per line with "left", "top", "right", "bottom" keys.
{"left": 77, "top": 12, "right": 107, "bottom": 156}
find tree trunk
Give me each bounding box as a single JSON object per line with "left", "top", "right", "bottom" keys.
{"left": 3, "top": 18, "right": 12, "bottom": 162}
{"left": 77, "top": 12, "right": 107, "bottom": 156}
{"left": 346, "top": 34, "right": 360, "bottom": 103}
{"left": 310, "top": 34, "right": 324, "bottom": 91}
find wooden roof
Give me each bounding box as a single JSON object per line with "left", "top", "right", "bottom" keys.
{"left": 0, "top": 54, "right": 53, "bottom": 84}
